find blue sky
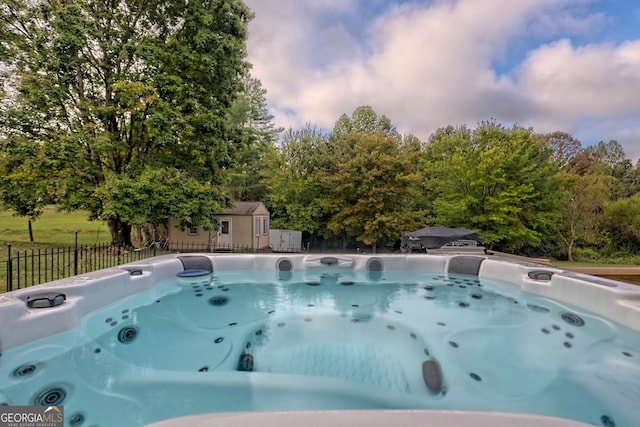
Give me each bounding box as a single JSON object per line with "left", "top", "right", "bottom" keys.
{"left": 244, "top": 0, "right": 640, "bottom": 162}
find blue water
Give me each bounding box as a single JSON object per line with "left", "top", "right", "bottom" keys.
{"left": 1, "top": 270, "right": 639, "bottom": 427}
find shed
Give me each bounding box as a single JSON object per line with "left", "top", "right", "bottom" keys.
{"left": 168, "top": 202, "right": 270, "bottom": 251}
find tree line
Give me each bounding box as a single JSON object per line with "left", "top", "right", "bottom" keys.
{"left": 1, "top": 0, "right": 638, "bottom": 260}
{"left": 262, "top": 108, "right": 640, "bottom": 260}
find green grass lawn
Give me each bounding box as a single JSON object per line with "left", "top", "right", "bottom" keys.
{"left": 0, "top": 206, "right": 111, "bottom": 249}
{"left": 1, "top": 207, "right": 113, "bottom": 292}
{"left": 551, "top": 260, "right": 635, "bottom": 268}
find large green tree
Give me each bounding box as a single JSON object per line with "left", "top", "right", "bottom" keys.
{"left": 613, "top": 161, "right": 640, "bottom": 199}
{"left": 423, "top": 122, "right": 563, "bottom": 252}
{"left": 0, "top": 0, "right": 253, "bottom": 245}
{"left": 324, "top": 106, "right": 424, "bottom": 251}
{"left": 326, "top": 132, "right": 424, "bottom": 252}
{"left": 558, "top": 170, "right": 612, "bottom": 261}
{"left": 601, "top": 193, "right": 640, "bottom": 252}
{"left": 264, "top": 106, "right": 425, "bottom": 252}
{"left": 263, "top": 124, "right": 333, "bottom": 236}
{"left": 558, "top": 142, "right": 635, "bottom": 259}
{"left": 226, "top": 75, "right": 282, "bottom": 201}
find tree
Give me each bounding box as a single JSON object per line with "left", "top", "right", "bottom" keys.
{"left": 423, "top": 122, "right": 563, "bottom": 252}
{"left": 539, "top": 131, "right": 582, "bottom": 169}
{"left": 601, "top": 193, "right": 640, "bottom": 252}
{"left": 613, "top": 161, "right": 640, "bottom": 199}
{"left": 569, "top": 147, "right": 601, "bottom": 175}
{"left": 226, "top": 75, "right": 282, "bottom": 201}
{"left": 595, "top": 140, "right": 631, "bottom": 179}
{"left": 0, "top": 0, "right": 253, "bottom": 246}
{"left": 558, "top": 171, "right": 612, "bottom": 261}
{"left": 325, "top": 131, "right": 424, "bottom": 252}
{"left": 0, "top": 136, "right": 52, "bottom": 220}
{"left": 263, "top": 124, "right": 333, "bottom": 236}
{"left": 263, "top": 106, "right": 425, "bottom": 252}
{"left": 0, "top": 133, "right": 56, "bottom": 241}
{"left": 333, "top": 105, "right": 396, "bottom": 138}
{"left": 322, "top": 106, "right": 424, "bottom": 252}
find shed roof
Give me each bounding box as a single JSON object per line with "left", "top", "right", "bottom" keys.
{"left": 222, "top": 202, "right": 267, "bottom": 215}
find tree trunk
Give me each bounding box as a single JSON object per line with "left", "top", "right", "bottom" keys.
{"left": 107, "top": 217, "right": 133, "bottom": 247}
{"left": 28, "top": 220, "right": 33, "bottom": 242}
{"left": 567, "top": 239, "right": 574, "bottom": 262}
{"left": 341, "top": 233, "right": 348, "bottom": 250}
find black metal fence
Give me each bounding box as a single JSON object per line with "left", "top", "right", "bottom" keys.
{"left": 2, "top": 239, "right": 263, "bottom": 293}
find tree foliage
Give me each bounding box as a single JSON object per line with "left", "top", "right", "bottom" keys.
{"left": 263, "top": 125, "right": 333, "bottom": 236}
{"left": 326, "top": 131, "right": 424, "bottom": 251}
{"left": 601, "top": 193, "right": 640, "bottom": 252}
{"left": 612, "top": 162, "right": 640, "bottom": 199}
{"left": 423, "top": 122, "right": 562, "bottom": 252}
{"left": 264, "top": 107, "right": 424, "bottom": 252}
{"left": 540, "top": 131, "right": 582, "bottom": 169}
{"left": 0, "top": 0, "right": 253, "bottom": 245}
{"left": 594, "top": 140, "right": 631, "bottom": 179}
{"left": 324, "top": 106, "right": 423, "bottom": 250}
{"left": 333, "top": 105, "right": 396, "bottom": 138}
{"left": 0, "top": 135, "right": 53, "bottom": 219}
{"left": 227, "top": 75, "right": 282, "bottom": 201}
{"left": 246, "top": 110, "right": 638, "bottom": 256}
{"left": 557, "top": 171, "right": 612, "bottom": 261}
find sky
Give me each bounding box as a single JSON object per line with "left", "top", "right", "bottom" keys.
{"left": 243, "top": 0, "right": 640, "bottom": 162}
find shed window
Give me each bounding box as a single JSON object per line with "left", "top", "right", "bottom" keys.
{"left": 255, "top": 218, "right": 260, "bottom": 236}
{"left": 263, "top": 217, "right": 268, "bottom": 235}
{"left": 188, "top": 226, "right": 198, "bottom": 236}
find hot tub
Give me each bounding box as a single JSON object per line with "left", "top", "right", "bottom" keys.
{"left": 0, "top": 254, "right": 638, "bottom": 427}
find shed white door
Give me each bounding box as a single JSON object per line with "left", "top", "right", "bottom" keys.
{"left": 218, "top": 219, "right": 232, "bottom": 247}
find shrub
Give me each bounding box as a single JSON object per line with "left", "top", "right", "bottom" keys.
{"left": 572, "top": 247, "right": 601, "bottom": 262}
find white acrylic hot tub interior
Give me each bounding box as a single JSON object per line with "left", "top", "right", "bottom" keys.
{"left": 0, "top": 254, "right": 639, "bottom": 427}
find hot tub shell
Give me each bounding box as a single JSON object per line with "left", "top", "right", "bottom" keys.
{"left": 1, "top": 253, "right": 638, "bottom": 427}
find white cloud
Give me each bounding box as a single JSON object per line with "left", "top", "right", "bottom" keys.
{"left": 517, "top": 39, "right": 640, "bottom": 117}
{"left": 244, "top": 0, "right": 640, "bottom": 161}
{"left": 245, "top": 0, "right": 365, "bottom": 128}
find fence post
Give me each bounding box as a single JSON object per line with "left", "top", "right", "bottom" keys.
{"left": 74, "top": 231, "right": 79, "bottom": 276}
{"left": 7, "top": 244, "right": 12, "bottom": 292}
